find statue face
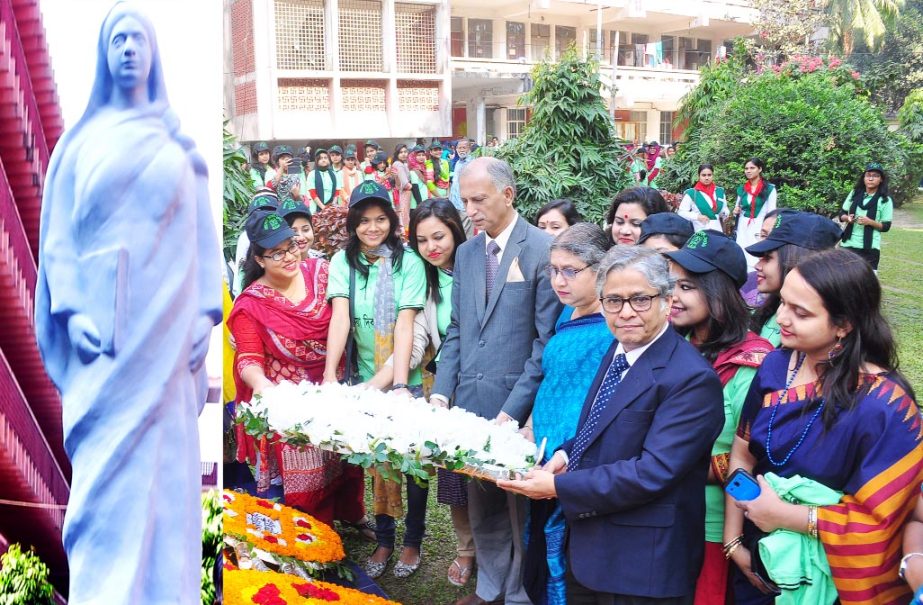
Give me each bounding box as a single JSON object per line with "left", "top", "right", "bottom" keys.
{"left": 107, "top": 16, "right": 152, "bottom": 91}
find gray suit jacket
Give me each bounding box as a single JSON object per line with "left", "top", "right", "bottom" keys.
{"left": 433, "top": 215, "right": 561, "bottom": 422}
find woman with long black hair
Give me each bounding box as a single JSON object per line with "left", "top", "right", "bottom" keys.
{"left": 838, "top": 162, "right": 893, "bottom": 272}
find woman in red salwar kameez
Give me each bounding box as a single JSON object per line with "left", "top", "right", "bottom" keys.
{"left": 227, "top": 210, "right": 373, "bottom": 537}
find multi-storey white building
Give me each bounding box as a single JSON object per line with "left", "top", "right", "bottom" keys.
{"left": 225, "top": 0, "right": 754, "bottom": 146}
{"left": 451, "top": 0, "right": 756, "bottom": 144}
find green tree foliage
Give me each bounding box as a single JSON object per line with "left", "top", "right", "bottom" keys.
{"left": 898, "top": 88, "right": 923, "bottom": 142}
{"left": 201, "top": 490, "right": 222, "bottom": 605}
{"left": 224, "top": 122, "right": 256, "bottom": 262}
{"left": 662, "top": 51, "right": 920, "bottom": 213}
{"left": 498, "top": 49, "right": 633, "bottom": 224}
{"left": 850, "top": 0, "right": 923, "bottom": 113}
{"left": 0, "top": 544, "right": 55, "bottom": 605}
{"left": 828, "top": 0, "right": 904, "bottom": 55}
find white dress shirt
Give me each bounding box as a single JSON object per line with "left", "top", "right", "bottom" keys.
{"left": 485, "top": 212, "right": 519, "bottom": 264}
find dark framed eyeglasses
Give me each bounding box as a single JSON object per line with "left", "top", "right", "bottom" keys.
{"left": 599, "top": 293, "right": 661, "bottom": 314}
{"left": 545, "top": 265, "right": 591, "bottom": 281}
{"left": 261, "top": 242, "right": 299, "bottom": 262}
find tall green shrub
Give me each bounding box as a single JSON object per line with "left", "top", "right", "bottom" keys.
{"left": 498, "top": 49, "right": 633, "bottom": 224}
{"left": 224, "top": 123, "right": 255, "bottom": 262}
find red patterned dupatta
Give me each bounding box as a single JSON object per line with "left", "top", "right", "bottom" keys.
{"left": 712, "top": 331, "right": 773, "bottom": 386}
{"left": 227, "top": 259, "right": 332, "bottom": 405}
{"left": 817, "top": 376, "right": 923, "bottom": 605}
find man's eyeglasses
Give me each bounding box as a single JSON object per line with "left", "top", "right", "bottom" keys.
{"left": 262, "top": 242, "right": 299, "bottom": 262}
{"left": 545, "top": 265, "right": 591, "bottom": 281}
{"left": 599, "top": 294, "right": 661, "bottom": 314}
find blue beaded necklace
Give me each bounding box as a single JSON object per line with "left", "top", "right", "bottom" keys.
{"left": 765, "top": 352, "right": 826, "bottom": 467}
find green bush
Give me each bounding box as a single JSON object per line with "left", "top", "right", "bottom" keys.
{"left": 665, "top": 53, "right": 916, "bottom": 213}
{"left": 498, "top": 49, "right": 633, "bottom": 224}
{"left": 224, "top": 123, "right": 256, "bottom": 263}
{"left": 202, "top": 490, "right": 222, "bottom": 605}
{"left": 0, "top": 544, "right": 55, "bottom": 605}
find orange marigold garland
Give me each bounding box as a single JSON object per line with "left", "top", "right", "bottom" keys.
{"left": 225, "top": 568, "right": 400, "bottom": 605}
{"left": 223, "top": 490, "right": 345, "bottom": 563}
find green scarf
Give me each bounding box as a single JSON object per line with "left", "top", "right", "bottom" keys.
{"left": 736, "top": 180, "right": 773, "bottom": 219}
{"left": 686, "top": 186, "right": 725, "bottom": 220}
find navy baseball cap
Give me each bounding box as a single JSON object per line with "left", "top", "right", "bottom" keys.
{"left": 245, "top": 210, "right": 296, "bottom": 249}
{"left": 344, "top": 145, "right": 358, "bottom": 159}
{"left": 746, "top": 212, "right": 842, "bottom": 256}
{"left": 666, "top": 229, "right": 747, "bottom": 288}
{"left": 638, "top": 213, "right": 695, "bottom": 245}
{"left": 247, "top": 191, "right": 279, "bottom": 215}
{"left": 428, "top": 140, "right": 443, "bottom": 150}
{"left": 252, "top": 141, "right": 269, "bottom": 153}
{"left": 349, "top": 180, "right": 392, "bottom": 208}
{"left": 365, "top": 140, "right": 380, "bottom": 149}
{"left": 278, "top": 198, "right": 312, "bottom": 222}
{"left": 329, "top": 145, "right": 343, "bottom": 155}
{"left": 272, "top": 145, "right": 293, "bottom": 163}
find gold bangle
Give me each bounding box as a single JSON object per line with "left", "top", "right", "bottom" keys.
{"left": 722, "top": 534, "right": 743, "bottom": 551}
{"left": 807, "top": 505, "right": 818, "bottom": 539}
{"left": 725, "top": 542, "right": 742, "bottom": 560}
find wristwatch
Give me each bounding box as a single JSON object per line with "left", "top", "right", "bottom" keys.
{"left": 899, "top": 552, "right": 923, "bottom": 580}
{"left": 390, "top": 383, "right": 408, "bottom": 391}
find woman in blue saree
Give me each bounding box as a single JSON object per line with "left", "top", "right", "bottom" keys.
{"left": 524, "top": 223, "right": 614, "bottom": 605}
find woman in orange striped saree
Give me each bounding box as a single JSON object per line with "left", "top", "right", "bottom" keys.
{"left": 723, "top": 249, "right": 923, "bottom": 605}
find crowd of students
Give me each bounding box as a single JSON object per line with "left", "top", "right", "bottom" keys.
{"left": 226, "top": 151, "right": 916, "bottom": 605}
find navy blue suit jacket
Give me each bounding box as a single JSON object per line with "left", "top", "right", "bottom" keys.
{"left": 555, "top": 327, "right": 724, "bottom": 598}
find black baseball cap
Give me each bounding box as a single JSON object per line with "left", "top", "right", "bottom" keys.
{"left": 666, "top": 229, "right": 747, "bottom": 288}
{"left": 278, "top": 198, "right": 312, "bottom": 222}
{"left": 313, "top": 147, "right": 329, "bottom": 160}
{"left": 252, "top": 141, "right": 269, "bottom": 153}
{"left": 745, "top": 212, "right": 842, "bottom": 256}
{"left": 247, "top": 191, "right": 279, "bottom": 215}
{"left": 344, "top": 144, "right": 358, "bottom": 159}
{"left": 410, "top": 144, "right": 425, "bottom": 153}
{"left": 638, "top": 213, "right": 694, "bottom": 245}
{"left": 329, "top": 145, "right": 343, "bottom": 155}
{"left": 349, "top": 180, "right": 392, "bottom": 208}
{"left": 372, "top": 151, "right": 388, "bottom": 165}
{"left": 365, "top": 140, "right": 380, "bottom": 150}
{"left": 272, "top": 145, "right": 293, "bottom": 163}
{"left": 245, "top": 210, "right": 296, "bottom": 249}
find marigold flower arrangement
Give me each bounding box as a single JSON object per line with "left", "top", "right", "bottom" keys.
{"left": 225, "top": 568, "right": 400, "bottom": 604}
{"left": 223, "top": 491, "right": 344, "bottom": 564}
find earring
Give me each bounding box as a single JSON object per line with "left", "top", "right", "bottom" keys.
{"left": 827, "top": 336, "right": 845, "bottom": 361}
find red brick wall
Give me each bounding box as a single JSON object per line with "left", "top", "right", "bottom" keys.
{"left": 235, "top": 81, "right": 258, "bottom": 114}
{"left": 231, "top": 0, "right": 255, "bottom": 77}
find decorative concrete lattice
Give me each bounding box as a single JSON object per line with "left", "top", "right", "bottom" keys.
{"left": 341, "top": 79, "right": 387, "bottom": 111}
{"left": 397, "top": 80, "right": 439, "bottom": 111}
{"left": 395, "top": 3, "right": 436, "bottom": 73}
{"left": 338, "top": 0, "right": 383, "bottom": 71}
{"left": 277, "top": 78, "right": 331, "bottom": 111}
{"left": 275, "top": 0, "right": 327, "bottom": 70}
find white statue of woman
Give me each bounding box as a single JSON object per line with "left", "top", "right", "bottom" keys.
{"left": 34, "top": 3, "right": 221, "bottom": 602}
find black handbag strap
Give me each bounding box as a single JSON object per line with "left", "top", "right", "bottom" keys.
{"left": 344, "top": 266, "right": 358, "bottom": 383}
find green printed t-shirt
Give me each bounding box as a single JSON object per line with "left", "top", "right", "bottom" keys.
{"left": 327, "top": 249, "right": 426, "bottom": 384}
{"left": 705, "top": 364, "right": 758, "bottom": 543}
{"left": 840, "top": 193, "right": 893, "bottom": 250}
{"left": 760, "top": 314, "right": 781, "bottom": 348}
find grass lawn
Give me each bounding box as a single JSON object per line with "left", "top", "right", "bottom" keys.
{"left": 879, "top": 199, "right": 923, "bottom": 394}
{"left": 340, "top": 199, "right": 923, "bottom": 604}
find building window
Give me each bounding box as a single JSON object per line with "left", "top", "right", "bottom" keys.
{"left": 468, "top": 18, "right": 493, "bottom": 59}
{"left": 555, "top": 26, "right": 576, "bottom": 59}
{"left": 678, "top": 37, "right": 711, "bottom": 70}
{"left": 660, "top": 111, "right": 674, "bottom": 145}
{"left": 661, "top": 35, "right": 675, "bottom": 68}
{"left": 274, "top": 0, "right": 327, "bottom": 70}
{"left": 615, "top": 110, "right": 647, "bottom": 144}
{"left": 451, "top": 17, "right": 465, "bottom": 57}
{"left": 589, "top": 28, "right": 607, "bottom": 62}
{"left": 531, "top": 23, "right": 550, "bottom": 61}
{"left": 507, "top": 21, "right": 525, "bottom": 60}
{"left": 395, "top": 3, "right": 436, "bottom": 73}
{"left": 339, "top": 0, "right": 382, "bottom": 71}
{"left": 397, "top": 80, "right": 440, "bottom": 111}
{"left": 507, "top": 108, "right": 527, "bottom": 139}
{"left": 277, "top": 78, "right": 330, "bottom": 111}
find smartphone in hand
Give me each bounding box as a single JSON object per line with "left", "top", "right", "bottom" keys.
{"left": 725, "top": 468, "right": 761, "bottom": 501}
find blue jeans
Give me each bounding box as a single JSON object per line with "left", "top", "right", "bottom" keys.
{"left": 375, "top": 477, "right": 429, "bottom": 549}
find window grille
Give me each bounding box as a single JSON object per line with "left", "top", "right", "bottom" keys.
{"left": 507, "top": 108, "right": 527, "bottom": 139}
{"left": 277, "top": 78, "right": 331, "bottom": 111}
{"left": 397, "top": 80, "right": 439, "bottom": 111}
{"left": 395, "top": 3, "right": 436, "bottom": 73}
{"left": 339, "top": 0, "right": 383, "bottom": 71}
{"left": 275, "top": 0, "right": 327, "bottom": 70}
{"left": 341, "top": 79, "right": 387, "bottom": 111}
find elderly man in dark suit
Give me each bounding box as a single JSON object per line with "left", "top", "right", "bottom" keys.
{"left": 432, "top": 157, "right": 561, "bottom": 605}
{"left": 499, "top": 246, "right": 724, "bottom": 605}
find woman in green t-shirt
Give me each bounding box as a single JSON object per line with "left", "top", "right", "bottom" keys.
{"left": 838, "top": 162, "right": 893, "bottom": 272}
{"left": 322, "top": 181, "right": 427, "bottom": 580}
{"left": 665, "top": 230, "right": 773, "bottom": 604}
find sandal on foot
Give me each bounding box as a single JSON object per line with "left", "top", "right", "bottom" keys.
{"left": 393, "top": 550, "right": 422, "bottom": 579}
{"left": 345, "top": 517, "right": 376, "bottom": 542}
{"left": 447, "top": 557, "right": 474, "bottom": 587}
{"left": 364, "top": 546, "right": 393, "bottom": 579}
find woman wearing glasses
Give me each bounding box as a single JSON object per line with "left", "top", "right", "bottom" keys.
{"left": 227, "top": 210, "right": 373, "bottom": 537}
{"left": 523, "top": 223, "right": 614, "bottom": 605}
